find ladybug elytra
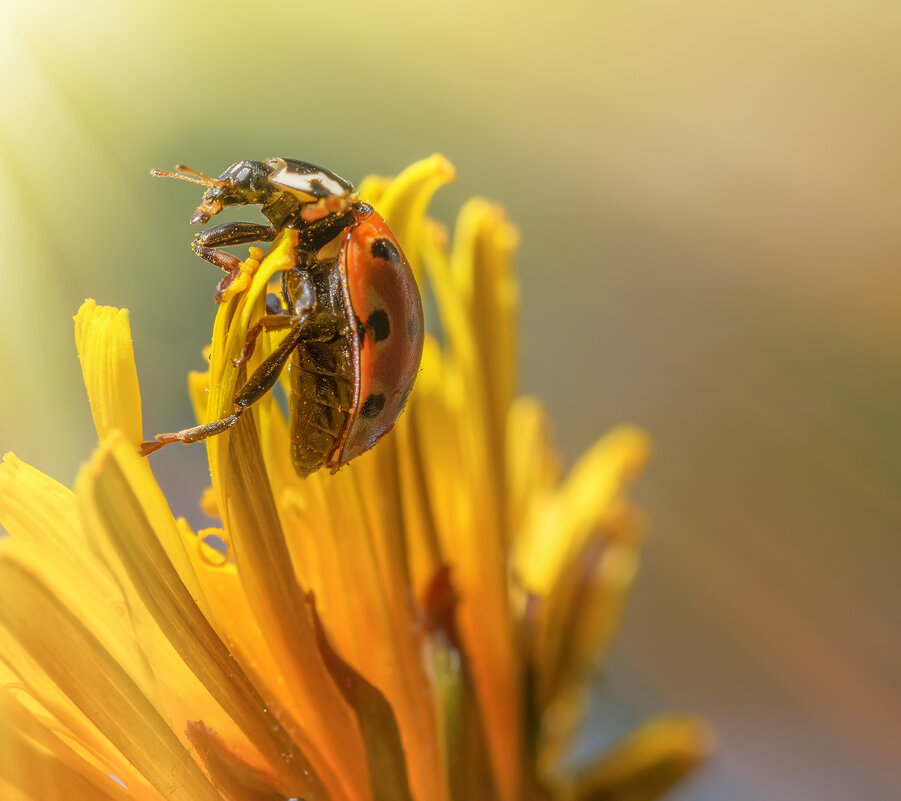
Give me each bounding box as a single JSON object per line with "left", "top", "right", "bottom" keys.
{"left": 142, "top": 158, "right": 424, "bottom": 477}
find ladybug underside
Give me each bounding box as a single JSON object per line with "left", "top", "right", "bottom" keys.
{"left": 283, "top": 250, "right": 358, "bottom": 476}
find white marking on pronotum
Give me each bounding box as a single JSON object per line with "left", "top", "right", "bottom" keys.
{"left": 269, "top": 163, "right": 348, "bottom": 199}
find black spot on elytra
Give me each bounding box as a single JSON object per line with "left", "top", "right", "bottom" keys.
{"left": 355, "top": 315, "right": 367, "bottom": 346}
{"left": 367, "top": 309, "right": 390, "bottom": 342}
{"left": 371, "top": 237, "right": 401, "bottom": 265}
{"left": 360, "top": 393, "right": 386, "bottom": 418}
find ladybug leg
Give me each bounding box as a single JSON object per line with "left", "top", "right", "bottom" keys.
{"left": 213, "top": 269, "right": 244, "bottom": 304}
{"left": 191, "top": 222, "right": 278, "bottom": 272}
{"left": 141, "top": 272, "right": 318, "bottom": 457}
{"left": 140, "top": 322, "right": 305, "bottom": 456}
{"left": 294, "top": 209, "right": 358, "bottom": 251}
{"left": 234, "top": 269, "right": 317, "bottom": 364}
{"left": 233, "top": 313, "right": 298, "bottom": 366}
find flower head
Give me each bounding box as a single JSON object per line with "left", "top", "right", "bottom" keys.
{"left": 0, "top": 156, "right": 707, "bottom": 801}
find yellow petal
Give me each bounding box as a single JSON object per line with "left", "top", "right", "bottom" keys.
{"left": 0, "top": 453, "right": 80, "bottom": 547}
{"left": 368, "top": 154, "right": 456, "bottom": 282}
{"left": 174, "top": 521, "right": 297, "bottom": 739}
{"left": 404, "top": 337, "right": 463, "bottom": 596}
{"left": 451, "top": 198, "right": 520, "bottom": 445}
{"left": 193, "top": 235, "right": 374, "bottom": 800}
{"left": 535, "top": 509, "right": 643, "bottom": 713}
{"left": 426, "top": 606, "right": 498, "bottom": 801}
{"left": 406, "top": 333, "right": 522, "bottom": 801}
{"left": 224, "top": 416, "right": 374, "bottom": 801}
{"left": 0, "top": 554, "right": 223, "bottom": 801}
{"left": 356, "top": 174, "right": 390, "bottom": 207}
{"left": 203, "top": 232, "right": 297, "bottom": 492}
{"left": 74, "top": 300, "right": 142, "bottom": 446}
{"left": 0, "top": 454, "right": 158, "bottom": 701}
{"left": 289, "top": 447, "right": 448, "bottom": 801}
{"left": 0, "top": 657, "right": 159, "bottom": 800}
{"left": 309, "top": 599, "right": 415, "bottom": 801}
{"left": 78, "top": 433, "right": 325, "bottom": 798}
{"left": 569, "top": 716, "right": 711, "bottom": 801}
{"left": 185, "top": 722, "right": 290, "bottom": 801}
{"left": 506, "top": 398, "right": 561, "bottom": 537}
{"left": 0, "top": 688, "right": 135, "bottom": 801}
{"left": 517, "top": 426, "right": 650, "bottom": 595}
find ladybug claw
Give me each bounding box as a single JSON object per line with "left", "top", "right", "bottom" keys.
{"left": 139, "top": 440, "right": 165, "bottom": 456}
{"left": 232, "top": 333, "right": 258, "bottom": 366}
{"left": 214, "top": 269, "right": 241, "bottom": 304}
{"left": 139, "top": 433, "right": 180, "bottom": 457}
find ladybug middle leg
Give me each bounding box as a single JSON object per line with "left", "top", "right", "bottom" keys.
{"left": 233, "top": 313, "right": 298, "bottom": 366}
{"left": 234, "top": 263, "right": 323, "bottom": 366}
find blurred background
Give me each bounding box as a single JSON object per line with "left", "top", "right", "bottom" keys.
{"left": 2, "top": 0, "right": 900, "bottom": 798}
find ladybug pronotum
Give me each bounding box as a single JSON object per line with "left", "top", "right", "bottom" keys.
{"left": 142, "top": 158, "right": 424, "bottom": 477}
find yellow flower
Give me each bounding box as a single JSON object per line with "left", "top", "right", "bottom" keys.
{"left": 0, "top": 156, "right": 708, "bottom": 801}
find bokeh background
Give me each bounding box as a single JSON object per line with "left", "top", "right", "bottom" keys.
{"left": 2, "top": 1, "right": 900, "bottom": 798}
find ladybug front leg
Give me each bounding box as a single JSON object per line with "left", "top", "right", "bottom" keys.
{"left": 191, "top": 222, "right": 278, "bottom": 272}
{"left": 140, "top": 321, "right": 305, "bottom": 455}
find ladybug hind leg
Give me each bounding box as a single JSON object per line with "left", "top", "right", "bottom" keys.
{"left": 140, "top": 322, "right": 305, "bottom": 456}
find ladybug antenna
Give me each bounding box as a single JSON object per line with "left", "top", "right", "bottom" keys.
{"left": 150, "top": 165, "right": 228, "bottom": 188}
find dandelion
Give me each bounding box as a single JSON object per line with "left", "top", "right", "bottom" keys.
{"left": 0, "top": 156, "right": 707, "bottom": 801}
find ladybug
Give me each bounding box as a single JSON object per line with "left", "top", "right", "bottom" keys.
{"left": 141, "top": 158, "right": 424, "bottom": 477}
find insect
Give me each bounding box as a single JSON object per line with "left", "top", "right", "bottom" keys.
{"left": 141, "top": 158, "right": 424, "bottom": 477}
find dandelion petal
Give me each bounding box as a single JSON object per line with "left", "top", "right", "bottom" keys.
{"left": 0, "top": 556, "right": 222, "bottom": 801}
{"left": 80, "top": 434, "right": 327, "bottom": 800}
{"left": 74, "top": 300, "right": 142, "bottom": 446}
{"left": 185, "top": 722, "right": 292, "bottom": 801}
{"left": 309, "top": 598, "right": 415, "bottom": 801}
{"left": 571, "top": 716, "right": 711, "bottom": 801}
{"left": 369, "top": 154, "right": 456, "bottom": 282}
{"left": 0, "top": 690, "right": 129, "bottom": 801}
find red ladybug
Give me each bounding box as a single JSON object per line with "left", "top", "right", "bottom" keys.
{"left": 142, "top": 158, "right": 424, "bottom": 476}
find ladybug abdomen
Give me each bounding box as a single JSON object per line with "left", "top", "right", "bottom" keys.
{"left": 288, "top": 337, "right": 355, "bottom": 476}
{"left": 327, "top": 214, "right": 424, "bottom": 468}
{"left": 285, "top": 261, "right": 356, "bottom": 477}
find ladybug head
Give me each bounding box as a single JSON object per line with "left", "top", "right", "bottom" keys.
{"left": 150, "top": 160, "right": 276, "bottom": 224}
{"left": 193, "top": 160, "right": 275, "bottom": 224}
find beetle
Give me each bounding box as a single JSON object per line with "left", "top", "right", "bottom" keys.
{"left": 141, "top": 158, "right": 424, "bottom": 477}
